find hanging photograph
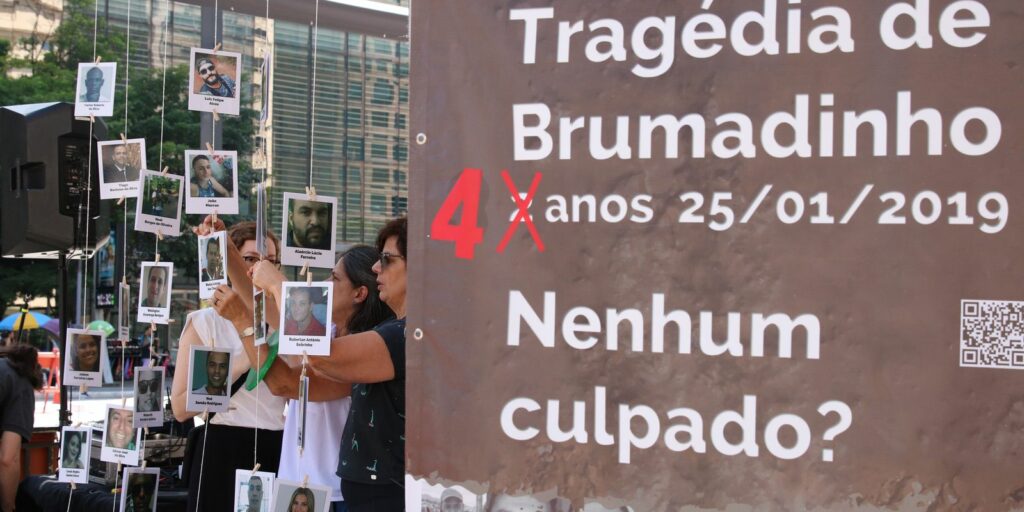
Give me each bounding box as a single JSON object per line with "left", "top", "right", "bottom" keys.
{"left": 278, "top": 281, "right": 333, "bottom": 356}
{"left": 198, "top": 231, "right": 228, "bottom": 299}
{"left": 186, "top": 345, "right": 232, "bottom": 412}
{"left": 254, "top": 288, "right": 266, "bottom": 346}
{"left": 100, "top": 405, "right": 142, "bottom": 465}
{"left": 133, "top": 366, "right": 165, "bottom": 428}
{"left": 234, "top": 469, "right": 274, "bottom": 512}
{"left": 134, "top": 170, "right": 184, "bottom": 236}
{"left": 188, "top": 48, "right": 241, "bottom": 115}
{"left": 138, "top": 262, "right": 173, "bottom": 324}
{"left": 185, "top": 149, "right": 239, "bottom": 214}
{"left": 62, "top": 328, "right": 107, "bottom": 387}
{"left": 118, "top": 282, "right": 131, "bottom": 340}
{"left": 57, "top": 427, "right": 91, "bottom": 484}
{"left": 74, "top": 62, "right": 116, "bottom": 117}
{"left": 97, "top": 138, "right": 146, "bottom": 199}
{"left": 120, "top": 466, "right": 160, "bottom": 512}
{"left": 280, "top": 192, "right": 337, "bottom": 269}
{"left": 271, "top": 479, "right": 331, "bottom": 512}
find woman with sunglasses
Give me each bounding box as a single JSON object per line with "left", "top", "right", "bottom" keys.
{"left": 171, "top": 220, "right": 288, "bottom": 512}
{"left": 245, "top": 217, "right": 407, "bottom": 512}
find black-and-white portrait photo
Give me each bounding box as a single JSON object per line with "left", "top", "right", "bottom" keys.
{"left": 74, "top": 62, "right": 116, "bottom": 117}
{"left": 134, "top": 367, "right": 165, "bottom": 428}
{"left": 63, "top": 328, "right": 106, "bottom": 386}
{"left": 98, "top": 138, "right": 146, "bottom": 199}
{"left": 188, "top": 48, "right": 242, "bottom": 115}
{"left": 185, "top": 150, "right": 239, "bottom": 214}
{"left": 281, "top": 192, "right": 337, "bottom": 268}
{"left": 407, "top": 478, "right": 486, "bottom": 512}
{"left": 135, "top": 170, "right": 184, "bottom": 236}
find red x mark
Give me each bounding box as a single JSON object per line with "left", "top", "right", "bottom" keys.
{"left": 497, "top": 170, "right": 544, "bottom": 253}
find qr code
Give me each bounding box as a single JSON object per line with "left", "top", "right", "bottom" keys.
{"left": 960, "top": 300, "right": 1024, "bottom": 370}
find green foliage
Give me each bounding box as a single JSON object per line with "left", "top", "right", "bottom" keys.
{"left": 0, "top": 260, "right": 57, "bottom": 313}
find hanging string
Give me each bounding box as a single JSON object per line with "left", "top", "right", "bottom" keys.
{"left": 109, "top": 465, "right": 120, "bottom": 512}
{"left": 65, "top": 485, "right": 73, "bottom": 512}
{"left": 194, "top": 410, "right": 211, "bottom": 507}
{"left": 156, "top": 0, "right": 170, "bottom": 171}
{"left": 77, "top": 0, "right": 103, "bottom": 327}
{"left": 123, "top": 0, "right": 131, "bottom": 134}
{"left": 307, "top": 0, "right": 320, "bottom": 188}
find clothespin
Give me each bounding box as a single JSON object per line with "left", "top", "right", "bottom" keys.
{"left": 250, "top": 463, "right": 261, "bottom": 477}
{"left": 156, "top": 229, "right": 164, "bottom": 242}
{"left": 89, "top": 115, "right": 95, "bottom": 123}
{"left": 300, "top": 263, "right": 312, "bottom": 284}
{"left": 205, "top": 142, "right": 215, "bottom": 155}
{"left": 305, "top": 186, "right": 317, "bottom": 199}
{"left": 301, "top": 351, "right": 309, "bottom": 376}
{"left": 94, "top": 56, "right": 101, "bottom": 63}
{"left": 120, "top": 132, "right": 127, "bottom": 144}
{"left": 117, "top": 195, "right": 125, "bottom": 205}
{"left": 121, "top": 395, "right": 127, "bottom": 408}
{"left": 212, "top": 210, "right": 218, "bottom": 226}
{"left": 161, "top": 166, "right": 169, "bottom": 175}
{"left": 302, "top": 475, "right": 309, "bottom": 489}
{"left": 213, "top": 42, "right": 222, "bottom": 52}
{"left": 154, "top": 252, "right": 161, "bottom": 262}
{"left": 70, "top": 481, "right": 76, "bottom": 490}
{"left": 202, "top": 407, "right": 209, "bottom": 423}
{"left": 212, "top": 109, "right": 220, "bottom": 122}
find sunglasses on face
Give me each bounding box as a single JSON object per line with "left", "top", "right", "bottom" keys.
{"left": 379, "top": 251, "right": 404, "bottom": 269}
{"left": 137, "top": 380, "right": 160, "bottom": 393}
{"left": 198, "top": 66, "right": 215, "bottom": 76}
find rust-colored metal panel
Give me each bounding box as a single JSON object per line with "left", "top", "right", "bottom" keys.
{"left": 408, "top": 1, "right": 1024, "bottom": 509}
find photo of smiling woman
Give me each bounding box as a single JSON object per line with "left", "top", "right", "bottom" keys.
{"left": 73, "top": 333, "right": 100, "bottom": 372}
{"left": 58, "top": 427, "right": 91, "bottom": 483}
{"left": 63, "top": 329, "right": 106, "bottom": 386}
{"left": 61, "top": 431, "right": 85, "bottom": 469}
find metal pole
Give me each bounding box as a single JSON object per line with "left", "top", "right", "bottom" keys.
{"left": 58, "top": 250, "right": 71, "bottom": 426}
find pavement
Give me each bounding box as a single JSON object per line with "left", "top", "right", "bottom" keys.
{"left": 34, "top": 383, "right": 154, "bottom": 430}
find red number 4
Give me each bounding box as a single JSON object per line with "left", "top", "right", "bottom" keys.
{"left": 430, "top": 168, "right": 485, "bottom": 259}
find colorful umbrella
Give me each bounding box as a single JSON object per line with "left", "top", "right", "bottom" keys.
{"left": 86, "top": 320, "right": 115, "bottom": 337}
{"left": 0, "top": 311, "right": 53, "bottom": 331}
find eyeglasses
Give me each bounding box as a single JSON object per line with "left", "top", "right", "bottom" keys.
{"left": 242, "top": 255, "right": 281, "bottom": 269}
{"left": 379, "top": 251, "right": 405, "bottom": 269}
{"left": 137, "top": 380, "right": 159, "bottom": 393}
{"left": 198, "top": 65, "right": 215, "bottom": 76}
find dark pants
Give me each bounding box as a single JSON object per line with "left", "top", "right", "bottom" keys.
{"left": 185, "top": 424, "right": 283, "bottom": 512}
{"left": 340, "top": 480, "right": 403, "bottom": 512}
{"left": 332, "top": 502, "right": 350, "bottom": 512}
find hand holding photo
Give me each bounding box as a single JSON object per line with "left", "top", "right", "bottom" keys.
{"left": 138, "top": 262, "right": 173, "bottom": 324}
{"left": 278, "top": 282, "right": 333, "bottom": 356}
{"left": 63, "top": 329, "right": 107, "bottom": 387}
{"left": 100, "top": 405, "right": 142, "bottom": 465}
{"left": 199, "top": 231, "right": 228, "bottom": 298}
{"left": 58, "top": 428, "right": 91, "bottom": 483}
{"left": 281, "top": 192, "right": 337, "bottom": 269}
{"left": 186, "top": 150, "right": 239, "bottom": 214}
{"left": 134, "top": 170, "right": 184, "bottom": 236}
{"left": 74, "top": 62, "right": 116, "bottom": 117}
{"left": 186, "top": 345, "right": 232, "bottom": 412}
{"left": 189, "top": 48, "right": 241, "bottom": 115}
{"left": 98, "top": 138, "right": 146, "bottom": 199}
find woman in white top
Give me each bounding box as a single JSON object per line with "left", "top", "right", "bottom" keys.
{"left": 171, "top": 221, "right": 288, "bottom": 512}
{"left": 212, "top": 244, "right": 392, "bottom": 512}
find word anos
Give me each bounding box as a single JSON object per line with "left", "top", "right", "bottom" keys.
{"left": 510, "top": 0, "right": 990, "bottom": 78}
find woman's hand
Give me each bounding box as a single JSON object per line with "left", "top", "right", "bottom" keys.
{"left": 192, "top": 214, "right": 226, "bottom": 237}
{"left": 249, "top": 260, "right": 285, "bottom": 298}
{"left": 211, "top": 285, "right": 252, "bottom": 331}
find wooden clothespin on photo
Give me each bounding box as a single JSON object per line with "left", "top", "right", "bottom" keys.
{"left": 205, "top": 142, "right": 216, "bottom": 156}
{"left": 212, "top": 210, "right": 218, "bottom": 227}
{"left": 212, "top": 109, "right": 220, "bottom": 122}
{"left": 117, "top": 194, "right": 126, "bottom": 205}
{"left": 120, "top": 132, "right": 128, "bottom": 144}
{"left": 161, "top": 166, "right": 169, "bottom": 175}
{"left": 300, "top": 263, "right": 312, "bottom": 285}
{"left": 305, "top": 185, "right": 317, "bottom": 199}
{"left": 213, "top": 42, "right": 222, "bottom": 52}
{"left": 302, "top": 475, "right": 310, "bottom": 489}
{"left": 155, "top": 228, "right": 164, "bottom": 243}
{"left": 250, "top": 463, "right": 261, "bottom": 477}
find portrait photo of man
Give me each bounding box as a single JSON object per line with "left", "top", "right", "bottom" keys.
{"left": 141, "top": 265, "right": 169, "bottom": 308}
{"left": 287, "top": 198, "right": 332, "bottom": 250}
{"left": 78, "top": 66, "right": 112, "bottom": 103}
{"left": 235, "top": 472, "right": 272, "bottom": 512}
{"left": 192, "top": 349, "right": 230, "bottom": 396}
{"left": 283, "top": 286, "right": 326, "bottom": 337}
{"left": 201, "top": 236, "right": 225, "bottom": 282}
{"left": 100, "top": 141, "right": 144, "bottom": 184}
{"left": 194, "top": 55, "right": 237, "bottom": 98}
{"left": 135, "top": 369, "right": 162, "bottom": 413}
{"left": 105, "top": 408, "right": 136, "bottom": 450}
{"left": 122, "top": 470, "right": 158, "bottom": 512}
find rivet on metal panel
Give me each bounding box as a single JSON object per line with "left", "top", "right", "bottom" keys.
{"left": 415, "top": 133, "right": 427, "bottom": 145}
{"left": 413, "top": 328, "right": 424, "bottom": 340}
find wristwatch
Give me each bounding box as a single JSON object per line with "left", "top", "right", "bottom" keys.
{"left": 240, "top": 326, "right": 255, "bottom": 338}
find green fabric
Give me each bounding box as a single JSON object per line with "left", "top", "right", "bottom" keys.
{"left": 244, "top": 330, "right": 278, "bottom": 391}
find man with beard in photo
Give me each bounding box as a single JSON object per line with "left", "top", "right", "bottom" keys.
{"left": 287, "top": 199, "right": 331, "bottom": 250}
{"left": 195, "top": 56, "right": 236, "bottom": 98}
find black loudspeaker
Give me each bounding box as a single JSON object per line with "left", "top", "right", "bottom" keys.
{"left": 0, "top": 102, "right": 110, "bottom": 258}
